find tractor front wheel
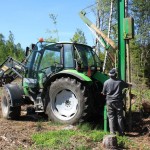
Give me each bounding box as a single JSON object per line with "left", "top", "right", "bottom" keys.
{"left": 46, "top": 77, "right": 91, "bottom": 124}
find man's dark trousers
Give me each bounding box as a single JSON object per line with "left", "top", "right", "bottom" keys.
{"left": 107, "top": 101, "right": 124, "bottom": 135}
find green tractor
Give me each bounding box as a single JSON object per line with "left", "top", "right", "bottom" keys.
{"left": 0, "top": 40, "right": 108, "bottom": 124}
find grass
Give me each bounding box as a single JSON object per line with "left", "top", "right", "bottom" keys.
{"left": 132, "top": 88, "right": 150, "bottom": 102}
{"left": 131, "top": 88, "right": 150, "bottom": 112}
{"left": 116, "top": 135, "right": 130, "bottom": 149}
{"left": 33, "top": 130, "right": 76, "bottom": 149}
{"left": 32, "top": 123, "right": 108, "bottom": 149}
{"left": 32, "top": 123, "right": 132, "bottom": 150}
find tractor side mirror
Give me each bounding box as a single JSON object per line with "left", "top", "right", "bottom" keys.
{"left": 30, "top": 44, "right": 35, "bottom": 50}
{"left": 25, "top": 47, "right": 30, "bottom": 57}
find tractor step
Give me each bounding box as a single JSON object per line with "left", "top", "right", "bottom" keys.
{"left": 35, "top": 110, "right": 44, "bottom": 113}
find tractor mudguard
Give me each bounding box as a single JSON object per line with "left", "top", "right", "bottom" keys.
{"left": 52, "top": 70, "right": 92, "bottom": 82}
{"left": 3, "top": 84, "right": 24, "bottom": 107}
{"left": 43, "top": 69, "right": 92, "bottom": 92}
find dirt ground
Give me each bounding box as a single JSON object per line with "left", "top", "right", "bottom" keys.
{"left": 0, "top": 104, "right": 65, "bottom": 150}
{"left": 0, "top": 102, "right": 149, "bottom": 150}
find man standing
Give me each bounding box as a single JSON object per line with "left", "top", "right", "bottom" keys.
{"left": 102, "top": 68, "right": 131, "bottom": 136}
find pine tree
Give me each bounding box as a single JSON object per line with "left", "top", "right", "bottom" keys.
{"left": 70, "top": 28, "right": 87, "bottom": 44}
{"left": 130, "top": 0, "right": 150, "bottom": 87}
{"left": 0, "top": 32, "right": 24, "bottom": 64}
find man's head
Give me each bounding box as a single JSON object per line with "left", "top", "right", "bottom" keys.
{"left": 109, "top": 68, "right": 117, "bottom": 78}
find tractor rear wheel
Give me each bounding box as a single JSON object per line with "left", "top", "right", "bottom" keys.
{"left": 1, "top": 95, "right": 21, "bottom": 119}
{"left": 46, "top": 77, "right": 91, "bottom": 124}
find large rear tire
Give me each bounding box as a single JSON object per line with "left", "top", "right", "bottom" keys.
{"left": 46, "top": 77, "right": 91, "bottom": 124}
{"left": 1, "top": 95, "right": 21, "bottom": 119}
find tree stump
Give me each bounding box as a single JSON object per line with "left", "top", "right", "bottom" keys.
{"left": 102, "top": 135, "right": 118, "bottom": 149}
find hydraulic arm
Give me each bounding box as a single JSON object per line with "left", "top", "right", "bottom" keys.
{"left": 79, "top": 11, "right": 117, "bottom": 50}
{"left": 79, "top": 10, "right": 117, "bottom": 66}
{"left": 0, "top": 57, "right": 25, "bottom": 86}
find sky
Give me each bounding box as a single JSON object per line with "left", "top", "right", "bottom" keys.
{"left": 0, "top": 0, "right": 97, "bottom": 49}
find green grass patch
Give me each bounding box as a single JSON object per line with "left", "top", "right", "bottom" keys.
{"left": 131, "top": 88, "right": 150, "bottom": 111}
{"left": 32, "top": 130, "right": 76, "bottom": 149}
{"left": 132, "top": 88, "right": 150, "bottom": 102}
{"left": 32, "top": 124, "right": 108, "bottom": 149}
{"left": 32, "top": 123, "right": 133, "bottom": 149}
{"left": 117, "top": 135, "right": 130, "bottom": 149}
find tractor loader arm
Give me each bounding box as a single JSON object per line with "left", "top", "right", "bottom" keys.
{"left": 0, "top": 57, "right": 26, "bottom": 86}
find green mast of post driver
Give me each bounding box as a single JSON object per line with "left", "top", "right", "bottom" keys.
{"left": 118, "top": 0, "right": 126, "bottom": 81}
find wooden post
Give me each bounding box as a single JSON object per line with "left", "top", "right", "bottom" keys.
{"left": 126, "top": 39, "right": 132, "bottom": 130}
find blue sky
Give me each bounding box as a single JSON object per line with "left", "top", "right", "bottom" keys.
{"left": 0, "top": 0, "right": 96, "bottom": 49}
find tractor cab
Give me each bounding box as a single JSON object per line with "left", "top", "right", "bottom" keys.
{"left": 25, "top": 41, "right": 102, "bottom": 80}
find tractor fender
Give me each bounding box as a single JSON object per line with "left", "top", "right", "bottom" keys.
{"left": 44, "top": 70, "right": 92, "bottom": 92}
{"left": 46, "top": 69, "right": 92, "bottom": 86}
{"left": 3, "top": 84, "right": 24, "bottom": 107}
{"left": 52, "top": 70, "right": 92, "bottom": 81}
